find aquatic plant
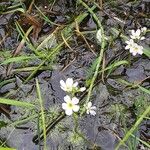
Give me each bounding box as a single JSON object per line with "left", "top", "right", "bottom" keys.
{"left": 125, "top": 27, "right": 147, "bottom": 56}
{"left": 60, "top": 78, "right": 95, "bottom": 116}
{"left": 0, "top": 0, "right": 150, "bottom": 149}
{"left": 59, "top": 78, "right": 97, "bottom": 146}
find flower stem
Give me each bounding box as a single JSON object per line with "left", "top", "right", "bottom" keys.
{"left": 73, "top": 113, "right": 78, "bottom": 133}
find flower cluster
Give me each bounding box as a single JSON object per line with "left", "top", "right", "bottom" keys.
{"left": 125, "top": 27, "right": 147, "bottom": 56}
{"left": 60, "top": 78, "right": 96, "bottom": 116}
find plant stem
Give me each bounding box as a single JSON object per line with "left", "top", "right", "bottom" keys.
{"left": 78, "top": 0, "right": 106, "bottom": 106}
{"left": 73, "top": 113, "right": 78, "bottom": 133}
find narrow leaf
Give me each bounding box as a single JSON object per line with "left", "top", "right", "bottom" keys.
{"left": 0, "top": 98, "right": 35, "bottom": 108}
{"left": 1, "top": 56, "right": 37, "bottom": 65}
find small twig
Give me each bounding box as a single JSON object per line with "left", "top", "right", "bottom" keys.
{"left": 75, "top": 20, "right": 97, "bottom": 56}
{"left": 99, "top": 0, "right": 103, "bottom": 9}
{"left": 61, "top": 57, "right": 76, "bottom": 72}
{"left": 61, "top": 32, "right": 74, "bottom": 52}
{"left": 0, "top": 33, "right": 9, "bottom": 46}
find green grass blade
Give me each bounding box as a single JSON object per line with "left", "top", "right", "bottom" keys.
{"left": 0, "top": 78, "right": 15, "bottom": 88}
{"left": 0, "top": 98, "right": 35, "bottom": 108}
{"left": 12, "top": 66, "right": 52, "bottom": 73}
{"left": 36, "top": 79, "right": 47, "bottom": 150}
{"left": 0, "top": 147, "right": 16, "bottom": 150}
{"left": 131, "top": 134, "right": 150, "bottom": 148}
{"left": 143, "top": 48, "right": 150, "bottom": 58}
{"left": 138, "top": 85, "right": 150, "bottom": 95}
{"left": 10, "top": 114, "right": 38, "bottom": 127}
{"left": 2, "top": 8, "right": 25, "bottom": 14}
{"left": 100, "top": 60, "right": 128, "bottom": 73}
{"left": 1, "top": 56, "right": 37, "bottom": 65}
{"left": 34, "top": 5, "right": 59, "bottom": 26}
{"left": 115, "top": 105, "right": 150, "bottom": 150}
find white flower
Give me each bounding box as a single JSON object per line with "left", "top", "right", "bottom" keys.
{"left": 125, "top": 39, "right": 135, "bottom": 50}
{"left": 79, "top": 87, "right": 86, "bottom": 92}
{"left": 125, "top": 39, "right": 143, "bottom": 56}
{"left": 130, "top": 29, "right": 141, "bottom": 40}
{"left": 60, "top": 78, "right": 78, "bottom": 92}
{"left": 130, "top": 29, "right": 145, "bottom": 40}
{"left": 140, "top": 36, "right": 145, "bottom": 40}
{"left": 85, "top": 102, "right": 96, "bottom": 116}
{"left": 141, "top": 27, "right": 147, "bottom": 33}
{"left": 60, "top": 78, "right": 86, "bottom": 93}
{"left": 62, "top": 95, "right": 80, "bottom": 116}
{"left": 129, "top": 43, "right": 143, "bottom": 56}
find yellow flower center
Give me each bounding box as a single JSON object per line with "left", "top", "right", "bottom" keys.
{"left": 66, "top": 86, "right": 72, "bottom": 91}
{"left": 67, "top": 102, "right": 73, "bottom": 108}
{"left": 134, "top": 47, "right": 138, "bottom": 51}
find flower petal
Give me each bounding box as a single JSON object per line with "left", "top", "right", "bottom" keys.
{"left": 72, "top": 97, "right": 79, "bottom": 104}
{"left": 80, "top": 87, "right": 86, "bottom": 92}
{"left": 125, "top": 45, "right": 129, "bottom": 50}
{"left": 64, "top": 95, "right": 71, "bottom": 103}
{"left": 130, "top": 35, "right": 135, "bottom": 39}
{"left": 60, "top": 87, "right": 66, "bottom": 91}
{"left": 90, "top": 110, "right": 96, "bottom": 116}
{"left": 62, "top": 103, "right": 67, "bottom": 110}
{"left": 66, "top": 78, "right": 73, "bottom": 87}
{"left": 138, "top": 49, "right": 143, "bottom": 55}
{"left": 131, "top": 30, "right": 135, "bottom": 35}
{"left": 125, "top": 40, "right": 129, "bottom": 44}
{"left": 73, "top": 82, "right": 78, "bottom": 87}
{"left": 136, "top": 29, "right": 141, "bottom": 36}
{"left": 73, "top": 105, "right": 80, "bottom": 112}
{"left": 130, "top": 39, "right": 134, "bottom": 43}
{"left": 141, "top": 27, "right": 147, "bottom": 33}
{"left": 129, "top": 48, "right": 134, "bottom": 53}
{"left": 91, "top": 106, "right": 96, "bottom": 110}
{"left": 137, "top": 46, "right": 143, "bottom": 54}
{"left": 65, "top": 109, "right": 73, "bottom": 116}
{"left": 140, "top": 36, "right": 145, "bottom": 40}
{"left": 132, "top": 52, "right": 137, "bottom": 56}
{"left": 86, "top": 110, "right": 90, "bottom": 114}
{"left": 60, "top": 80, "right": 66, "bottom": 88}
{"left": 87, "top": 102, "right": 92, "bottom": 108}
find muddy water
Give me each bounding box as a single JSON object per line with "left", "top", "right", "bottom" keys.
{"left": 0, "top": 0, "right": 150, "bottom": 150}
